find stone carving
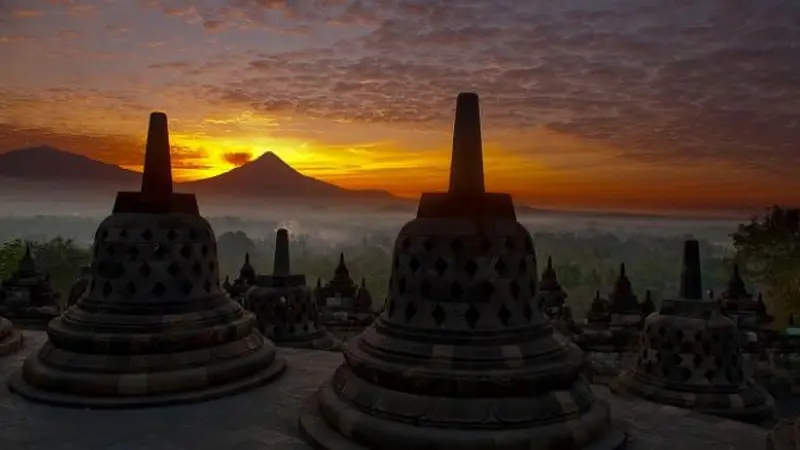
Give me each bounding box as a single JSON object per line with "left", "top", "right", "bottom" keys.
{"left": 7, "top": 112, "right": 286, "bottom": 407}
{"left": 298, "top": 93, "right": 627, "bottom": 449}
{"left": 244, "top": 228, "right": 340, "bottom": 350}
{"left": 616, "top": 239, "right": 775, "bottom": 424}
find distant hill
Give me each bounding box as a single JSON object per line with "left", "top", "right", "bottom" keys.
{"left": 0, "top": 146, "right": 140, "bottom": 185}
{"left": 0, "top": 146, "right": 402, "bottom": 204}
{"left": 184, "top": 151, "right": 398, "bottom": 201}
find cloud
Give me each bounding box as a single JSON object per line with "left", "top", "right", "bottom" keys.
{"left": 223, "top": 151, "right": 252, "bottom": 166}
{"left": 146, "top": 61, "right": 191, "bottom": 69}
{"left": 2, "top": 0, "right": 799, "bottom": 190}
{"left": 170, "top": 0, "right": 800, "bottom": 175}
{"left": 0, "top": 123, "right": 144, "bottom": 166}
{"left": 12, "top": 9, "right": 44, "bottom": 17}
{"left": 0, "top": 35, "right": 32, "bottom": 44}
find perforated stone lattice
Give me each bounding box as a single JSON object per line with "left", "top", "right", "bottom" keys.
{"left": 383, "top": 220, "right": 541, "bottom": 330}
{"left": 84, "top": 215, "right": 222, "bottom": 303}
{"left": 635, "top": 317, "right": 745, "bottom": 386}
{"left": 246, "top": 286, "right": 321, "bottom": 340}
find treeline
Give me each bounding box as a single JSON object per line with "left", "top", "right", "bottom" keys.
{"left": 0, "top": 231, "right": 735, "bottom": 321}
{"left": 0, "top": 206, "right": 795, "bottom": 325}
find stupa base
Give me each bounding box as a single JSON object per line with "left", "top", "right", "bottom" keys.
{"left": 0, "top": 318, "right": 23, "bottom": 357}
{"left": 0, "top": 307, "right": 60, "bottom": 330}
{"left": 616, "top": 371, "right": 776, "bottom": 425}
{"left": 7, "top": 345, "right": 287, "bottom": 409}
{"left": 298, "top": 380, "right": 629, "bottom": 450}
{"left": 275, "top": 331, "right": 342, "bottom": 352}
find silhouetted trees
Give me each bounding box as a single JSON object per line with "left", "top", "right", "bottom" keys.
{"left": 733, "top": 205, "right": 800, "bottom": 324}
{"left": 0, "top": 220, "right": 748, "bottom": 318}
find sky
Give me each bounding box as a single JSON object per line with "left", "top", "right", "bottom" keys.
{"left": 0, "top": 0, "right": 799, "bottom": 215}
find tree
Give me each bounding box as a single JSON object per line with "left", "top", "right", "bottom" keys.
{"left": 0, "top": 239, "right": 26, "bottom": 280}
{"left": 732, "top": 205, "right": 800, "bottom": 324}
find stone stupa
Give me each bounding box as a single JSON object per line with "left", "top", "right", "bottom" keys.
{"left": 245, "top": 228, "right": 340, "bottom": 350}
{"left": 616, "top": 239, "right": 775, "bottom": 424}
{"left": 298, "top": 93, "right": 627, "bottom": 449}
{"left": 7, "top": 112, "right": 286, "bottom": 407}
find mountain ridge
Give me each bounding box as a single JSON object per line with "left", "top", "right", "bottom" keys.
{"left": 0, "top": 146, "right": 398, "bottom": 202}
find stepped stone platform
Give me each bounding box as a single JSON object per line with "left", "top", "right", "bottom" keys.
{"left": 0, "top": 330, "right": 771, "bottom": 450}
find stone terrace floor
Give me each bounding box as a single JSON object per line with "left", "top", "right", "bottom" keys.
{"left": 0, "top": 331, "right": 771, "bottom": 450}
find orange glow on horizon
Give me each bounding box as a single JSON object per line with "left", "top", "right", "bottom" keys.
{"left": 2, "top": 98, "right": 797, "bottom": 216}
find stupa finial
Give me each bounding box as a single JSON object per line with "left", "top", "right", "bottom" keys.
{"left": 448, "top": 92, "right": 484, "bottom": 195}
{"left": 141, "top": 112, "right": 173, "bottom": 196}
{"left": 273, "top": 228, "right": 290, "bottom": 277}
{"left": 679, "top": 239, "right": 703, "bottom": 300}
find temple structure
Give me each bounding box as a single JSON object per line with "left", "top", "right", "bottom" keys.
{"left": 299, "top": 93, "right": 626, "bottom": 449}
{"left": 534, "top": 257, "right": 578, "bottom": 336}
{"left": 585, "top": 290, "right": 611, "bottom": 329}
{"left": 0, "top": 315, "right": 23, "bottom": 357}
{"left": 535, "top": 256, "right": 567, "bottom": 317}
{"left": 226, "top": 253, "right": 256, "bottom": 303}
{"left": 719, "top": 264, "right": 773, "bottom": 331}
{"left": 607, "top": 263, "right": 642, "bottom": 329}
{"left": 575, "top": 266, "right": 642, "bottom": 383}
{"left": 7, "top": 112, "right": 286, "bottom": 407}
{"left": 314, "top": 253, "right": 375, "bottom": 340}
{"left": 616, "top": 239, "right": 775, "bottom": 424}
{"left": 315, "top": 253, "right": 359, "bottom": 306}
{"left": 244, "top": 228, "right": 339, "bottom": 351}
{"left": 0, "top": 244, "right": 60, "bottom": 327}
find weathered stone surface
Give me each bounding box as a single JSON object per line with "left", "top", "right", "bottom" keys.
{"left": 0, "top": 331, "right": 772, "bottom": 450}
{"left": 617, "top": 239, "right": 776, "bottom": 425}
{"left": 0, "top": 316, "right": 23, "bottom": 357}
{"left": 6, "top": 112, "right": 285, "bottom": 408}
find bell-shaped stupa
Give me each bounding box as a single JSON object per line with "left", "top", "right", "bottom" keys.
{"left": 535, "top": 256, "right": 568, "bottom": 315}
{"left": 299, "top": 93, "right": 626, "bottom": 449}
{"left": 616, "top": 239, "right": 775, "bottom": 424}
{"left": 7, "top": 112, "right": 286, "bottom": 407}
{"left": 244, "top": 228, "right": 340, "bottom": 350}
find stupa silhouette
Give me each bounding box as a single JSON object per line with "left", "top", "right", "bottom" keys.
{"left": 299, "top": 93, "right": 627, "bottom": 449}
{"left": 8, "top": 112, "right": 286, "bottom": 407}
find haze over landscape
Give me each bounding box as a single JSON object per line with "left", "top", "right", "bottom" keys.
{"left": 0, "top": 0, "right": 798, "bottom": 218}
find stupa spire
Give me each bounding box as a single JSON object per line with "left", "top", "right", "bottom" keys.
{"left": 273, "top": 228, "right": 290, "bottom": 277}
{"left": 679, "top": 239, "right": 703, "bottom": 300}
{"left": 112, "top": 112, "right": 198, "bottom": 215}
{"left": 140, "top": 112, "right": 173, "bottom": 196}
{"left": 448, "top": 92, "right": 484, "bottom": 195}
